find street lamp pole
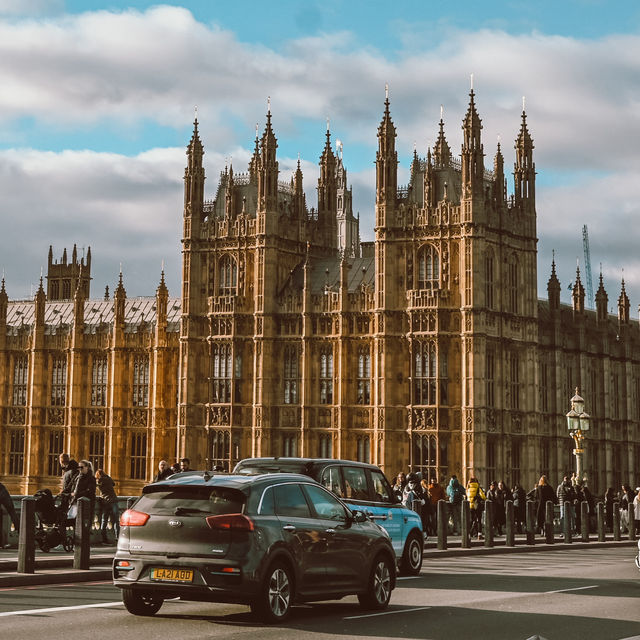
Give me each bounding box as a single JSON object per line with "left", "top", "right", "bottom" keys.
{"left": 566, "top": 388, "right": 590, "bottom": 482}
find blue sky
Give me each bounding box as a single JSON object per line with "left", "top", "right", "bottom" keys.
{"left": 1, "top": 0, "right": 640, "bottom": 310}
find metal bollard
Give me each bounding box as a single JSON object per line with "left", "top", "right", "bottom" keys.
{"left": 73, "top": 497, "right": 91, "bottom": 570}
{"left": 596, "top": 502, "right": 605, "bottom": 542}
{"left": 545, "top": 501, "right": 554, "bottom": 544}
{"left": 563, "top": 501, "right": 572, "bottom": 543}
{"left": 581, "top": 501, "right": 589, "bottom": 542}
{"left": 613, "top": 501, "right": 621, "bottom": 541}
{"left": 461, "top": 500, "right": 470, "bottom": 548}
{"left": 484, "top": 500, "right": 494, "bottom": 548}
{"left": 17, "top": 497, "right": 36, "bottom": 574}
{"left": 505, "top": 500, "right": 515, "bottom": 547}
{"left": 437, "top": 500, "right": 447, "bottom": 550}
{"left": 526, "top": 500, "right": 536, "bottom": 545}
{"left": 629, "top": 506, "right": 636, "bottom": 541}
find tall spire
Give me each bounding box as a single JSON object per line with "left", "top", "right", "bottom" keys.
{"left": 257, "top": 98, "right": 278, "bottom": 212}
{"left": 375, "top": 84, "right": 397, "bottom": 220}
{"left": 572, "top": 264, "right": 585, "bottom": 313}
{"left": 433, "top": 106, "right": 451, "bottom": 168}
{"left": 514, "top": 101, "right": 535, "bottom": 209}
{"left": 461, "top": 86, "right": 484, "bottom": 197}
{"left": 547, "top": 252, "right": 561, "bottom": 311}
{"left": 184, "top": 113, "right": 206, "bottom": 234}
{"left": 492, "top": 140, "right": 505, "bottom": 207}
{"left": 595, "top": 269, "right": 608, "bottom": 324}
{"left": 318, "top": 120, "right": 336, "bottom": 217}
{"left": 618, "top": 276, "right": 630, "bottom": 325}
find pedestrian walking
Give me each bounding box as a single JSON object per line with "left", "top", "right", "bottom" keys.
{"left": 605, "top": 487, "right": 615, "bottom": 532}
{"left": 58, "top": 453, "right": 79, "bottom": 511}
{"left": 487, "top": 481, "right": 506, "bottom": 535}
{"left": 557, "top": 476, "right": 576, "bottom": 535}
{"left": 512, "top": 483, "right": 527, "bottom": 533}
{"left": 620, "top": 485, "right": 635, "bottom": 533}
{"left": 633, "top": 489, "right": 640, "bottom": 537}
{"left": 154, "top": 460, "right": 173, "bottom": 483}
{"left": 466, "top": 477, "right": 486, "bottom": 539}
{"left": 392, "top": 472, "right": 407, "bottom": 500}
{"left": 427, "top": 476, "right": 446, "bottom": 535}
{"left": 69, "top": 460, "right": 97, "bottom": 520}
{"left": 535, "top": 475, "right": 556, "bottom": 534}
{"left": 96, "top": 469, "right": 120, "bottom": 543}
{"left": 0, "top": 481, "right": 19, "bottom": 536}
{"left": 446, "top": 475, "right": 465, "bottom": 535}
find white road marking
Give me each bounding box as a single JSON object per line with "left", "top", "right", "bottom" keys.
{"left": 345, "top": 606, "right": 431, "bottom": 620}
{"left": 0, "top": 601, "right": 123, "bottom": 617}
{"left": 397, "top": 576, "right": 421, "bottom": 580}
{"left": 544, "top": 585, "right": 598, "bottom": 594}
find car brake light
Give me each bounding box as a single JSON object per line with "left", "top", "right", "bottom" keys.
{"left": 120, "top": 509, "right": 150, "bottom": 527}
{"left": 206, "top": 513, "right": 254, "bottom": 531}
{"left": 116, "top": 560, "right": 131, "bottom": 567}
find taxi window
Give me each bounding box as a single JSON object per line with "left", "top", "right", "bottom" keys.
{"left": 343, "top": 466, "right": 369, "bottom": 501}
{"left": 320, "top": 466, "right": 344, "bottom": 497}
{"left": 303, "top": 484, "right": 347, "bottom": 521}
{"left": 274, "top": 483, "right": 311, "bottom": 518}
{"left": 370, "top": 470, "right": 395, "bottom": 504}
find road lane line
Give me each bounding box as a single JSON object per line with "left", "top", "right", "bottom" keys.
{"left": 0, "top": 601, "right": 123, "bottom": 617}
{"left": 397, "top": 576, "right": 421, "bottom": 580}
{"left": 345, "top": 606, "right": 431, "bottom": 620}
{"left": 544, "top": 585, "right": 598, "bottom": 594}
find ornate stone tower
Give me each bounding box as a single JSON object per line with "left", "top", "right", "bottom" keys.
{"left": 46, "top": 245, "right": 91, "bottom": 300}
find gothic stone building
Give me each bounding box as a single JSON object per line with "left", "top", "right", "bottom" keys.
{"left": 1, "top": 90, "right": 639, "bottom": 494}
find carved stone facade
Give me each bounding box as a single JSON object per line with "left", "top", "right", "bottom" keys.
{"left": 2, "top": 91, "right": 640, "bottom": 494}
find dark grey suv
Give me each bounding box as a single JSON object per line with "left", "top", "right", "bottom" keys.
{"left": 113, "top": 472, "right": 396, "bottom": 622}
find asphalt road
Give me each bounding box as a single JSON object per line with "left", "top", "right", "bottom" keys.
{"left": 0, "top": 547, "right": 638, "bottom": 640}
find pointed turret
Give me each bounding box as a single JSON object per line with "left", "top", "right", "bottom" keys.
{"left": 73, "top": 266, "right": 85, "bottom": 329}
{"left": 0, "top": 278, "right": 8, "bottom": 328}
{"left": 86, "top": 246, "right": 91, "bottom": 268}
{"left": 492, "top": 141, "right": 505, "bottom": 207}
{"left": 48, "top": 245, "right": 53, "bottom": 267}
{"left": 114, "top": 271, "right": 126, "bottom": 327}
{"left": 618, "top": 278, "right": 630, "bottom": 325}
{"left": 35, "top": 276, "right": 46, "bottom": 327}
{"left": 547, "top": 254, "right": 561, "bottom": 312}
{"left": 104, "top": 285, "right": 109, "bottom": 301}
{"left": 461, "top": 88, "right": 484, "bottom": 197}
{"left": 433, "top": 111, "right": 451, "bottom": 168}
{"left": 156, "top": 269, "right": 168, "bottom": 338}
{"left": 224, "top": 164, "right": 236, "bottom": 219}
{"left": 317, "top": 122, "right": 337, "bottom": 217}
{"left": 184, "top": 116, "right": 205, "bottom": 238}
{"left": 375, "top": 86, "right": 397, "bottom": 223}
{"left": 514, "top": 103, "right": 535, "bottom": 210}
{"left": 257, "top": 101, "right": 279, "bottom": 212}
{"left": 572, "top": 265, "right": 585, "bottom": 314}
{"left": 595, "top": 271, "right": 608, "bottom": 324}
{"left": 292, "top": 156, "right": 306, "bottom": 219}
{"left": 248, "top": 123, "right": 260, "bottom": 183}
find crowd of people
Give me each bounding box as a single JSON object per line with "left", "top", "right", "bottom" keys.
{"left": 391, "top": 470, "right": 640, "bottom": 539}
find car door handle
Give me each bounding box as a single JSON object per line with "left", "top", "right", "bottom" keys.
{"left": 282, "top": 525, "right": 296, "bottom": 532}
{"left": 325, "top": 528, "right": 336, "bottom": 535}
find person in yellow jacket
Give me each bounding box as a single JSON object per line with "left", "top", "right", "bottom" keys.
{"left": 466, "top": 477, "right": 486, "bottom": 539}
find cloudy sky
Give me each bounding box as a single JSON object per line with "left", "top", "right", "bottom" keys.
{"left": 1, "top": 1, "right": 640, "bottom": 313}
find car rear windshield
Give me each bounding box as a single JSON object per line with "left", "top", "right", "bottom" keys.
{"left": 135, "top": 486, "right": 246, "bottom": 515}
{"left": 235, "top": 461, "right": 307, "bottom": 475}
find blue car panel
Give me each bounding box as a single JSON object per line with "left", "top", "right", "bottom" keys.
{"left": 233, "top": 458, "right": 423, "bottom": 570}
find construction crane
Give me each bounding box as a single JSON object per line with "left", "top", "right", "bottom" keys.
{"left": 582, "top": 224, "right": 594, "bottom": 309}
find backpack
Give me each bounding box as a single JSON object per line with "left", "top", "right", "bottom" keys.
{"left": 450, "top": 484, "right": 464, "bottom": 505}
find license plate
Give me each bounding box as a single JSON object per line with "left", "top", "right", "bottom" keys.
{"left": 150, "top": 568, "right": 194, "bottom": 583}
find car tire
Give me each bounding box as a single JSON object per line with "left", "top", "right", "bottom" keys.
{"left": 358, "top": 554, "right": 393, "bottom": 610}
{"left": 251, "top": 561, "right": 293, "bottom": 623}
{"left": 400, "top": 530, "right": 423, "bottom": 576}
{"left": 122, "top": 588, "right": 163, "bottom": 616}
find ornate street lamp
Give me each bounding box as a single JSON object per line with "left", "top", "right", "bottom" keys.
{"left": 566, "top": 388, "right": 590, "bottom": 481}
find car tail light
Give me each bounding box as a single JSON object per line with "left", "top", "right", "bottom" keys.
{"left": 116, "top": 560, "right": 131, "bottom": 567}
{"left": 206, "top": 513, "right": 254, "bottom": 531}
{"left": 120, "top": 509, "right": 150, "bottom": 527}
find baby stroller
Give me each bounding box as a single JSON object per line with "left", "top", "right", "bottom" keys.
{"left": 33, "top": 488, "right": 74, "bottom": 552}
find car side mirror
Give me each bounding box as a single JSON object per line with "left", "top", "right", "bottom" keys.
{"left": 351, "top": 509, "right": 367, "bottom": 524}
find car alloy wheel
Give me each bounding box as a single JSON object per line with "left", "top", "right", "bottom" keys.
{"left": 373, "top": 559, "right": 391, "bottom": 604}
{"left": 268, "top": 567, "right": 291, "bottom": 618}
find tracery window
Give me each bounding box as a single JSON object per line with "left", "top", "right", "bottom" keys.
{"left": 417, "top": 244, "right": 439, "bottom": 289}
{"left": 12, "top": 356, "right": 28, "bottom": 406}
{"left": 413, "top": 434, "right": 437, "bottom": 479}
{"left": 319, "top": 347, "right": 333, "bottom": 404}
{"left": 356, "top": 435, "right": 370, "bottom": 463}
{"left": 485, "top": 251, "right": 495, "bottom": 309}
{"left": 283, "top": 346, "right": 298, "bottom": 404}
{"left": 130, "top": 432, "right": 147, "bottom": 480}
{"left": 357, "top": 348, "right": 371, "bottom": 405}
{"left": 219, "top": 255, "right": 237, "bottom": 295}
{"left": 414, "top": 341, "right": 436, "bottom": 405}
{"left": 51, "top": 357, "right": 67, "bottom": 407}
{"left": 508, "top": 256, "right": 518, "bottom": 313}
{"left": 132, "top": 355, "right": 149, "bottom": 407}
{"left": 211, "top": 344, "right": 232, "bottom": 403}
{"left": 91, "top": 357, "right": 108, "bottom": 407}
